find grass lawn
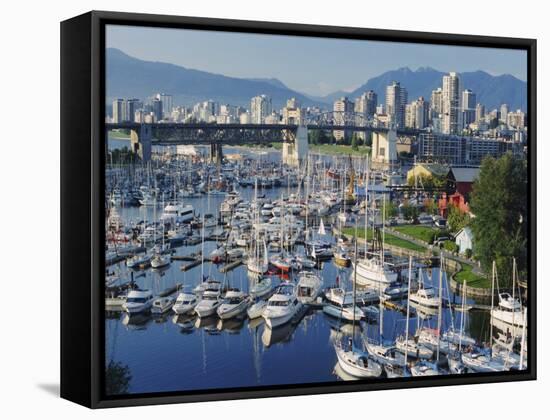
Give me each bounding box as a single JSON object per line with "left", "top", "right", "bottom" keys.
{"left": 394, "top": 225, "right": 438, "bottom": 243}
{"left": 342, "top": 227, "right": 426, "bottom": 253}
{"left": 108, "top": 129, "right": 131, "bottom": 139}
{"left": 310, "top": 144, "right": 371, "bottom": 157}
{"left": 454, "top": 263, "right": 491, "bottom": 288}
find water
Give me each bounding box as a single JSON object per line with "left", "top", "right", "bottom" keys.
{"left": 105, "top": 142, "right": 495, "bottom": 395}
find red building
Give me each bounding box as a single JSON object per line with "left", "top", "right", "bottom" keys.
{"left": 438, "top": 167, "right": 480, "bottom": 217}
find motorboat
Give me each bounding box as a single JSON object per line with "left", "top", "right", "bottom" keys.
{"left": 270, "top": 255, "right": 292, "bottom": 273}
{"left": 150, "top": 253, "right": 171, "bottom": 269}
{"left": 172, "top": 292, "right": 198, "bottom": 315}
{"left": 151, "top": 296, "right": 175, "bottom": 314}
{"left": 160, "top": 203, "right": 194, "bottom": 223}
{"left": 409, "top": 287, "right": 440, "bottom": 308}
{"left": 194, "top": 281, "right": 223, "bottom": 317}
{"left": 323, "top": 288, "right": 364, "bottom": 322}
{"left": 122, "top": 289, "right": 154, "bottom": 314}
{"left": 296, "top": 271, "right": 323, "bottom": 304}
{"left": 217, "top": 289, "right": 249, "bottom": 319}
{"left": 333, "top": 250, "right": 351, "bottom": 268}
{"left": 262, "top": 282, "right": 302, "bottom": 328}
{"left": 491, "top": 293, "right": 527, "bottom": 328}
{"left": 352, "top": 256, "right": 398, "bottom": 286}
{"left": 126, "top": 252, "right": 151, "bottom": 269}
{"left": 247, "top": 299, "right": 268, "bottom": 319}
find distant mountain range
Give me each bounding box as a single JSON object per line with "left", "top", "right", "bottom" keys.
{"left": 106, "top": 48, "right": 527, "bottom": 112}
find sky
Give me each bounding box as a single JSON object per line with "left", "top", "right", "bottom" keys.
{"left": 106, "top": 25, "right": 527, "bottom": 97}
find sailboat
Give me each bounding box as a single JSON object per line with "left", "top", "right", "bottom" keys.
{"left": 334, "top": 233, "right": 382, "bottom": 378}
{"left": 462, "top": 261, "right": 509, "bottom": 373}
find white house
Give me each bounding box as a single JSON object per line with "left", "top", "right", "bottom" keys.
{"left": 455, "top": 227, "right": 473, "bottom": 255}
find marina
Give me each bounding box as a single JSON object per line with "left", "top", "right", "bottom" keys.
{"left": 105, "top": 144, "right": 528, "bottom": 394}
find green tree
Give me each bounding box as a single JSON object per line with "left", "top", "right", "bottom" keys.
{"left": 469, "top": 153, "right": 527, "bottom": 286}
{"left": 447, "top": 204, "right": 470, "bottom": 233}
{"left": 384, "top": 201, "right": 398, "bottom": 220}
{"left": 402, "top": 204, "right": 419, "bottom": 222}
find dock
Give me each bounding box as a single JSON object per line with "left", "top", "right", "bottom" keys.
{"left": 159, "top": 283, "right": 182, "bottom": 297}
{"left": 180, "top": 259, "right": 202, "bottom": 271}
{"left": 171, "top": 252, "right": 202, "bottom": 261}
{"left": 219, "top": 259, "right": 243, "bottom": 273}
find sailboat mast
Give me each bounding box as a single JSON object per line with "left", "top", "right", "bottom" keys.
{"left": 436, "top": 258, "right": 444, "bottom": 362}
{"left": 404, "top": 256, "right": 412, "bottom": 369}
{"left": 490, "top": 261, "right": 495, "bottom": 357}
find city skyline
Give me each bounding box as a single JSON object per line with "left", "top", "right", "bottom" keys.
{"left": 106, "top": 25, "right": 527, "bottom": 97}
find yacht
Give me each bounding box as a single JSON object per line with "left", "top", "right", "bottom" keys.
{"left": 491, "top": 293, "right": 527, "bottom": 328}
{"left": 150, "top": 253, "right": 171, "bottom": 269}
{"left": 172, "top": 292, "right": 198, "bottom": 315}
{"left": 409, "top": 287, "right": 440, "bottom": 308}
{"left": 217, "top": 289, "right": 249, "bottom": 319}
{"left": 122, "top": 290, "right": 154, "bottom": 314}
{"left": 126, "top": 252, "right": 151, "bottom": 269}
{"left": 296, "top": 271, "right": 323, "bottom": 304}
{"left": 247, "top": 299, "right": 268, "bottom": 319}
{"left": 151, "top": 296, "right": 175, "bottom": 314}
{"left": 194, "top": 281, "right": 223, "bottom": 317}
{"left": 160, "top": 203, "right": 194, "bottom": 223}
{"left": 262, "top": 282, "right": 302, "bottom": 328}
{"left": 352, "top": 256, "right": 398, "bottom": 286}
{"left": 323, "top": 288, "right": 364, "bottom": 322}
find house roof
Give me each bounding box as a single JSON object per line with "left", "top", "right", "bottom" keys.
{"left": 449, "top": 167, "right": 480, "bottom": 183}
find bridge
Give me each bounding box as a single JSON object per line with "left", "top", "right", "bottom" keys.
{"left": 105, "top": 111, "right": 421, "bottom": 166}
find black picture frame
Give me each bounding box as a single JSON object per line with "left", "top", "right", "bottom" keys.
{"left": 60, "top": 10, "right": 537, "bottom": 409}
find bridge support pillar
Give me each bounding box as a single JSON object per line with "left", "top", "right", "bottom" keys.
{"left": 282, "top": 125, "right": 308, "bottom": 167}
{"left": 130, "top": 124, "right": 152, "bottom": 162}
{"left": 210, "top": 143, "right": 223, "bottom": 165}
{"left": 371, "top": 129, "right": 398, "bottom": 170}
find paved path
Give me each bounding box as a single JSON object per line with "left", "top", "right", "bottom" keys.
{"left": 386, "top": 226, "right": 485, "bottom": 276}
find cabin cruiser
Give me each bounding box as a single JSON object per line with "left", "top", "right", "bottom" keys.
{"left": 247, "top": 298, "right": 268, "bottom": 319}
{"left": 217, "top": 289, "right": 249, "bottom": 319}
{"left": 160, "top": 203, "right": 194, "bottom": 223}
{"left": 409, "top": 287, "right": 440, "bottom": 308}
{"left": 491, "top": 293, "right": 527, "bottom": 328}
{"left": 172, "top": 292, "right": 198, "bottom": 315}
{"left": 151, "top": 296, "right": 175, "bottom": 314}
{"left": 383, "top": 282, "right": 410, "bottom": 300}
{"left": 306, "top": 240, "right": 333, "bottom": 259}
{"left": 262, "top": 282, "right": 302, "bottom": 328}
{"left": 323, "top": 288, "right": 364, "bottom": 322}
{"left": 296, "top": 271, "right": 323, "bottom": 304}
{"left": 151, "top": 253, "right": 171, "bottom": 269}
{"left": 122, "top": 290, "right": 154, "bottom": 314}
{"left": 333, "top": 250, "right": 351, "bottom": 268}
{"left": 126, "top": 252, "right": 151, "bottom": 269}
{"left": 352, "top": 256, "right": 398, "bottom": 286}
{"left": 194, "top": 281, "right": 223, "bottom": 317}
